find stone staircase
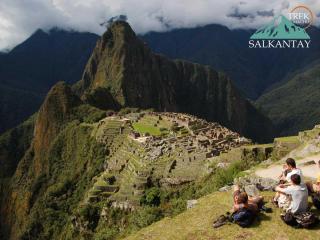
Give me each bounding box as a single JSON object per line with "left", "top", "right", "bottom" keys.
{"left": 95, "top": 119, "right": 130, "bottom": 149}
{"left": 87, "top": 172, "right": 119, "bottom": 203}
{"left": 110, "top": 140, "right": 150, "bottom": 205}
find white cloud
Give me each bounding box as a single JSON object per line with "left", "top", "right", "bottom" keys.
{"left": 0, "top": 0, "right": 319, "bottom": 50}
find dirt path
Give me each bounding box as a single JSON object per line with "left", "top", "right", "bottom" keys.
{"left": 255, "top": 154, "right": 320, "bottom": 181}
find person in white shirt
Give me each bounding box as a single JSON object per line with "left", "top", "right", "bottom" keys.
{"left": 279, "top": 158, "right": 303, "bottom": 183}
{"left": 273, "top": 158, "right": 303, "bottom": 208}
{"left": 275, "top": 174, "right": 308, "bottom": 214}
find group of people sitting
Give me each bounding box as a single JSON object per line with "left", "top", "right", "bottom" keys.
{"left": 273, "top": 158, "right": 307, "bottom": 214}
{"left": 214, "top": 158, "right": 320, "bottom": 228}
{"left": 272, "top": 158, "right": 320, "bottom": 227}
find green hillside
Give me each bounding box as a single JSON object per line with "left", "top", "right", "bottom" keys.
{"left": 0, "top": 81, "right": 261, "bottom": 240}
{"left": 256, "top": 62, "right": 320, "bottom": 136}
{"left": 0, "top": 80, "right": 317, "bottom": 240}
{"left": 125, "top": 191, "right": 320, "bottom": 240}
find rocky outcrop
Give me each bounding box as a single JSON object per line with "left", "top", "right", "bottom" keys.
{"left": 33, "top": 82, "right": 82, "bottom": 176}
{"left": 76, "top": 21, "right": 275, "bottom": 142}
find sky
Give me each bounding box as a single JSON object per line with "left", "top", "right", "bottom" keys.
{"left": 0, "top": 0, "right": 319, "bottom": 51}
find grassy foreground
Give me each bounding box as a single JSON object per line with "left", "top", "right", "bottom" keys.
{"left": 124, "top": 191, "right": 320, "bottom": 240}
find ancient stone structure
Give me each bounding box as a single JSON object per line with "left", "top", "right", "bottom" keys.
{"left": 86, "top": 112, "right": 251, "bottom": 207}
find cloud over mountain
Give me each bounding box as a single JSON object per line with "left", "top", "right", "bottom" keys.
{"left": 0, "top": 0, "right": 319, "bottom": 50}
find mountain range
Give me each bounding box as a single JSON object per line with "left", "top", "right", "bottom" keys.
{"left": 0, "top": 28, "right": 98, "bottom": 133}
{"left": 142, "top": 24, "right": 320, "bottom": 135}
{"left": 142, "top": 24, "right": 320, "bottom": 98}
{"left": 0, "top": 21, "right": 319, "bottom": 140}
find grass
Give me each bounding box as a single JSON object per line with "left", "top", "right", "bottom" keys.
{"left": 275, "top": 136, "right": 299, "bottom": 143}
{"left": 132, "top": 115, "right": 171, "bottom": 136}
{"left": 124, "top": 191, "right": 320, "bottom": 240}
{"left": 95, "top": 179, "right": 109, "bottom": 187}
{"left": 132, "top": 122, "right": 162, "bottom": 136}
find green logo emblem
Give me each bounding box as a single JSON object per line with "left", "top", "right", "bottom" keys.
{"left": 250, "top": 15, "right": 310, "bottom": 40}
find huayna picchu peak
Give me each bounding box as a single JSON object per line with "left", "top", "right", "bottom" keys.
{"left": 76, "top": 21, "right": 275, "bottom": 143}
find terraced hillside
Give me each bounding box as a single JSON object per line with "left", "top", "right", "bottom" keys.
{"left": 83, "top": 112, "right": 251, "bottom": 210}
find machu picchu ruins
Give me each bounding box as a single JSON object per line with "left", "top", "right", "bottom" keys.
{"left": 86, "top": 112, "right": 251, "bottom": 208}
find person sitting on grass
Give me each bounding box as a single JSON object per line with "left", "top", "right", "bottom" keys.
{"left": 306, "top": 160, "right": 320, "bottom": 209}
{"left": 233, "top": 185, "right": 263, "bottom": 214}
{"left": 273, "top": 158, "right": 303, "bottom": 209}
{"left": 275, "top": 174, "right": 308, "bottom": 215}
{"left": 280, "top": 158, "right": 303, "bottom": 183}
{"left": 231, "top": 185, "right": 266, "bottom": 227}
{"left": 213, "top": 185, "right": 269, "bottom": 228}
{"left": 306, "top": 160, "right": 320, "bottom": 194}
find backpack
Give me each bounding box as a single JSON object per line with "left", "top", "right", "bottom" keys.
{"left": 280, "top": 212, "right": 297, "bottom": 226}
{"left": 232, "top": 208, "right": 255, "bottom": 227}
{"left": 312, "top": 193, "right": 320, "bottom": 210}
{"left": 295, "top": 212, "right": 318, "bottom": 228}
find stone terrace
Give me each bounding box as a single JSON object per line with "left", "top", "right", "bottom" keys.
{"left": 87, "top": 112, "right": 251, "bottom": 208}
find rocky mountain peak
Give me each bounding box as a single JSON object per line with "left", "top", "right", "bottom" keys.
{"left": 77, "top": 21, "right": 147, "bottom": 105}
{"left": 100, "top": 21, "right": 137, "bottom": 50}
